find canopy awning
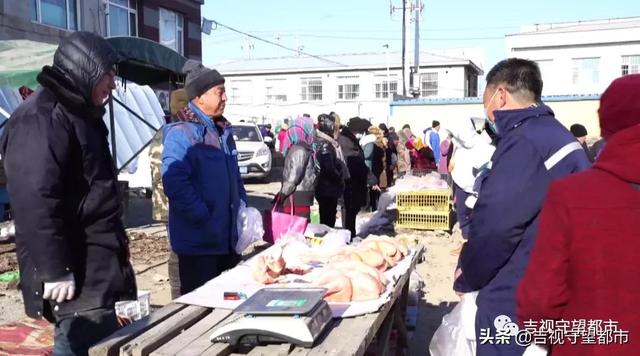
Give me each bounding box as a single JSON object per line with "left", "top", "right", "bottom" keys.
{"left": 107, "top": 36, "right": 187, "bottom": 86}
{"left": 0, "top": 40, "right": 57, "bottom": 88}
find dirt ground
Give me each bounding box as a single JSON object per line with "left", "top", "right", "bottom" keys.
{"left": 0, "top": 175, "right": 463, "bottom": 355}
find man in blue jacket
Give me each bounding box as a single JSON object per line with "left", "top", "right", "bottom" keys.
{"left": 455, "top": 58, "right": 590, "bottom": 356}
{"left": 423, "top": 120, "right": 441, "bottom": 164}
{"left": 162, "top": 61, "right": 247, "bottom": 295}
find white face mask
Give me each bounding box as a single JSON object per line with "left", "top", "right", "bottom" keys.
{"left": 356, "top": 133, "right": 363, "bottom": 139}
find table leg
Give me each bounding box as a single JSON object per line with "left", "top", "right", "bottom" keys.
{"left": 375, "top": 304, "right": 396, "bottom": 356}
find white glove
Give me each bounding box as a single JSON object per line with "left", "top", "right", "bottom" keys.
{"left": 43, "top": 273, "right": 75, "bottom": 303}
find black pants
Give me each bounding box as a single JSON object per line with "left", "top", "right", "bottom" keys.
{"left": 370, "top": 189, "right": 381, "bottom": 212}
{"left": 53, "top": 308, "right": 120, "bottom": 356}
{"left": 341, "top": 204, "right": 361, "bottom": 239}
{"left": 317, "top": 196, "right": 338, "bottom": 228}
{"left": 177, "top": 253, "right": 241, "bottom": 295}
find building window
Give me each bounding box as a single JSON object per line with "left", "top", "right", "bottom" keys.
{"left": 622, "top": 55, "right": 640, "bottom": 76}
{"left": 465, "top": 71, "right": 478, "bottom": 97}
{"left": 107, "top": 0, "right": 137, "bottom": 37}
{"left": 375, "top": 77, "right": 398, "bottom": 99}
{"left": 420, "top": 72, "right": 438, "bottom": 97}
{"left": 301, "top": 77, "right": 322, "bottom": 101}
{"left": 159, "top": 8, "right": 184, "bottom": 55}
{"left": 30, "top": 0, "right": 78, "bottom": 31}
{"left": 572, "top": 58, "right": 600, "bottom": 85}
{"left": 337, "top": 76, "right": 360, "bottom": 101}
{"left": 265, "top": 79, "right": 288, "bottom": 103}
{"left": 229, "top": 80, "right": 253, "bottom": 104}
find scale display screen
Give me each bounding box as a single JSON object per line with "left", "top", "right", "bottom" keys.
{"left": 234, "top": 288, "right": 327, "bottom": 316}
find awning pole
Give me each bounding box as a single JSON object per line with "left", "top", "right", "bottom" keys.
{"left": 109, "top": 95, "right": 117, "bottom": 164}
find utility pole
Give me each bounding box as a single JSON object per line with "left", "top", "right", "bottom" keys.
{"left": 390, "top": 0, "right": 415, "bottom": 97}
{"left": 411, "top": 1, "right": 423, "bottom": 97}
{"left": 402, "top": 0, "right": 409, "bottom": 96}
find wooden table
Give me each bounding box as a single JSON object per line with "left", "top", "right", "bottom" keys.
{"left": 90, "top": 245, "right": 424, "bottom": 356}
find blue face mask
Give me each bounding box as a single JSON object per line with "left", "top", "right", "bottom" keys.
{"left": 484, "top": 89, "right": 499, "bottom": 134}
{"left": 486, "top": 117, "right": 498, "bottom": 134}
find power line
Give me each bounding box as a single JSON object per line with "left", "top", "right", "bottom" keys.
{"left": 207, "top": 19, "right": 350, "bottom": 68}
{"left": 204, "top": 20, "right": 473, "bottom": 94}
{"left": 291, "top": 34, "right": 503, "bottom": 41}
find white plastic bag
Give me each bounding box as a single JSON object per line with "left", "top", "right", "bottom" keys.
{"left": 235, "top": 206, "right": 264, "bottom": 254}
{"left": 429, "top": 292, "right": 478, "bottom": 356}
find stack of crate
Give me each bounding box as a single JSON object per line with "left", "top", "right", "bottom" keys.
{"left": 395, "top": 189, "right": 452, "bottom": 231}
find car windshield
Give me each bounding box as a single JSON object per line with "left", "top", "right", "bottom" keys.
{"left": 233, "top": 126, "right": 262, "bottom": 142}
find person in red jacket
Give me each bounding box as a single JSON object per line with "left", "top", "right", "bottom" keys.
{"left": 517, "top": 74, "right": 640, "bottom": 356}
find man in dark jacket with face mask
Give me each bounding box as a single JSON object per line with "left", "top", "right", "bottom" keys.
{"left": 0, "top": 32, "right": 137, "bottom": 355}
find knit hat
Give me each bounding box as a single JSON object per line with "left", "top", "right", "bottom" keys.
{"left": 170, "top": 89, "right": 188, "bottom": 116}
{"left": 599, "top": 74, "right": 640, "bottom": 139}
{"left": 569, "top": 124, "right": 588, "bottom": 138}
{"left": 182, "top": 60, "right": 225, "bottom": 100}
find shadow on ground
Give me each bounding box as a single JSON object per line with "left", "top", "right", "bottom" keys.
{"left": 409, "top": 300, "right": 458, "bottom": 355}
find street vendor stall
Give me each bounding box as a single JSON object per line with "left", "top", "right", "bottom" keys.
{"left": 90, "top": 237, "right": 425, "bottom": 356}
{"left": 0, "top": 37, "right": 187, "bottom": 172}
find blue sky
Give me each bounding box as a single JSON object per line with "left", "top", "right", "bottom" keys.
{"left": 202, "top": 0, "right": 638, "bottom": 72}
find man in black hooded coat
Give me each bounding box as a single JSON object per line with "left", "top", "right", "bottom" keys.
{"left": 0, "top": 32, "right": 137, "bottom": 355}
{"left": 338, "top": 117, "right": 378, "bottom": 238}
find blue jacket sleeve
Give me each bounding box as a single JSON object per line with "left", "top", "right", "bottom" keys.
{"left": 460, "top": 137, "right": 550, "bottom": 290}
{"left": 161, "top": 125, "right": 210, "bottom": 224}
{"left": 363, "top": 143, "right": 374, "bottom": 170}
{"left": 430, "top": 131, "right": 441, "bottom": 164}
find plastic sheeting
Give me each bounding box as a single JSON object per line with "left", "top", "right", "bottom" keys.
{"left": 0, "top": 79, "right": 165, "bottom": 185}
{"left": 106, "top": 79, "right": 165, "bottom": 183}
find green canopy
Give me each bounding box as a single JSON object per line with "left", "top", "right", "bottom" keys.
{"left": 0, "top": 37, "right": 187, "bottom": 89}
{"left": 107, "top": 36, "right": 187, "bottom": 86}
{"left": 0, "top": 40, "right": 56, "bottom": 88}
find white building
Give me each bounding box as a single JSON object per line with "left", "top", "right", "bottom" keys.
{"left": 210, "top": 50, "right": 483, "bottom": 125}
{"left": 506, "top": 17, "right": 640, "bottom": 96}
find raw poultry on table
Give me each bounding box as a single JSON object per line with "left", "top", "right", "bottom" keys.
{"left": 251, "top": 236, "right": 410, "bottom": 303}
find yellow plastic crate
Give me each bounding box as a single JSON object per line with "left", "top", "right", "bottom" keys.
{"left": 396, "top": 190, "right": 451, "bottom": 212}
{"left": 396, "top": 210, "right": 451, "bottom": 231}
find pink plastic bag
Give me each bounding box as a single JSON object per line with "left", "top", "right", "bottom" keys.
{"left": 263, "top": 197, "right": 308, "bottom": 244}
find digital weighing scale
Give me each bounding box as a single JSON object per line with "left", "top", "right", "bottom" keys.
{"left": 210, "top": 288, "right": 333, "bottom": 348}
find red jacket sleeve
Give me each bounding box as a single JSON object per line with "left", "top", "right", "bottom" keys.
{"left": 517, "top": 183, "right": 571, "bottom": 324}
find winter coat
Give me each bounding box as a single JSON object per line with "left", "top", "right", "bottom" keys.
{"left": 447, "top": 118, "right": 495, "bottom": 194}
{"left": 277, "top": 130, "right": 288, "bottom": 153}
{"left": 396, "top": 141, "right": 411, "bottom": 174}
{"left": 279, "top": 142, "right": 318, "bottom": 207}
{"left": 150, "top": 108, "right": 197, "bottom": 223}
{"left": 457, "top": 105, "right": 591, "bottom": 356}
{"left": 438, "top": 139, "right": 452, "bottom": 175}
{"left": 423, "top": 128, "right": 441, "bottom": 164}
{"left": 338, "top": 128, "right": 374, "bottom": 209}
{"left": 361, "top": 134, "right": 387, "bottom": 188}
{"left": 161, "top": 105, "right": 248, "bottom": 256}
{"left": 0, "top": 32, "right": 136, "bottom": 322}
{"left": 517, "top": 124, "right": 640, "bottom": 356}
{"left": 315, "top": 134, "right": 346, "bottom": 199}
{"left": 580, "top": 140, "right": 595, "bottom": 163}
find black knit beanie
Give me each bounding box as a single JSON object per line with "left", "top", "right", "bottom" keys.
{"left": 182, "top": 60, "right": 225, "bottom": 100}
{"left": 570, "top": 124, "right": 588, "bottom": 138}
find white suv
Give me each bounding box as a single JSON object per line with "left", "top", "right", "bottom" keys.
{"left": 232, "top": 123, "right": 272, "bottom": 180}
